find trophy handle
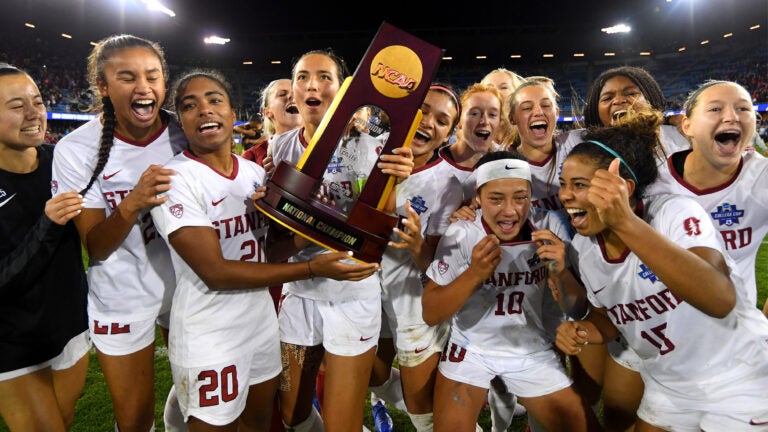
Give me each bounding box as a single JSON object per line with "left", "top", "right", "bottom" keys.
{"left": 374, "top": 110, "right": 422, "bottom": 211}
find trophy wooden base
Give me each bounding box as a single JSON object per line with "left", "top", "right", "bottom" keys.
{"left": 255, "top": 161, "right": 398, "bottom": 264}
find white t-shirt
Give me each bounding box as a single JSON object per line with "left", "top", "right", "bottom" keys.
{"left": 426, "top": 208, "right": 570, "bottom": 357}
{"left": 270, "top": 128, "right": 381, "bottom": 300}
{"left": 151, "top": 151, "right": 277, "bottom": 367}
{"left": 51, "top": 115, "right": 187, "bottom": 322}
{"left": 645, "top": 149, "right": 768, "bottom": 307}
{"left": 573, "top": 194, "right": 768, "bottom": 395}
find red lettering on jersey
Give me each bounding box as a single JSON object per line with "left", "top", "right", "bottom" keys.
{"left": 104, "top": 189, "right": 132, "bottom": 210}
{"left": 608, "top": 290, "right": 681, "bottom": 325}
{"left": 720, "top": 227, "right": 752, "bottom": 250}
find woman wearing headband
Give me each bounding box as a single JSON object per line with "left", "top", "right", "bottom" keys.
{"left": 556, "top": 111, "right": 768, "bottom": 431}
{"left": 422, "top": 151, "right": 600, "bottom": 431}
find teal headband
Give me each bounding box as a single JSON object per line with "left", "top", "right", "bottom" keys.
{"left": 585, "top": 140, "right": 639, "bottom": 184}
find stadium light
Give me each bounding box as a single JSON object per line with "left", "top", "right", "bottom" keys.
{"left": 510, "top": 54, "right": 522, "bottom": 59}
{"left": 25, "top": 23, "right": 35, "bottom": 28}
{"left": 442, "top": 56, "right": 453, "bottom": 61}
{"left": 723, "top": 33, "right": 733, "bottom": 38}
{"left": 242, "top": 61, "right": 253, "bottom": 65}
{"left": 61, "top": 33, "right": 72, "bottom": 39}
{"left": 204, "top": 36, "right": 230, "bottom": 45}
{"left": 601, "top": 24, "right": 631, "bottom": 34}
{"left": 271, "top": 60, "right": 281, "bottom": 64}
{"left": 140, "top": 0, "right": 175, "bottom": 17}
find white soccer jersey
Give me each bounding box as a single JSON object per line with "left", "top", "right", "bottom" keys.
{"left": 645, "top": 150, "right": 768, "bottom": 307}
{"left": 573, "top": 194, "right": 768, "bottom": 396}
{"left": 426, "top": 209, "right": 570, "bottom": 357}
{"left": 150, "top": 151, "right": 277, "bottom": 367}
{"left": 383, "top": 157, "right": 463, "bottom": 271}
{"left": 437, "top": 146, "right": 477, "bottom": 204}
{"left": 270, "top": 128, "right": 381, "bottom": 300}
{"left": 51, "top": 115, "right": 187, "bottom": 322}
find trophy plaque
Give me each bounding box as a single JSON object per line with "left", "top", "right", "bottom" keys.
{"left": 255, "top": 22, "right": 442, "bottom": 263}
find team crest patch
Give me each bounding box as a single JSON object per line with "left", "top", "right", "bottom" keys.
{"left": 50, "top": 180, "right": 58, "bottom": 194}
{"left": 638, "top": 263, "right": 659, "bottom": 283}
{"left": 683, "top": 216, "right": 701, "bottom": 236}
{"left": 710, "top": 202, "right": 744, "bottom": 226}
{"left": 437, "top": 261, "right": 449, "bottom": 275}
{"left": 169, "top": 203, "right": 184, "bottom": 218}
{"left": 408, "top": 195, "right": 428, "bottom": 215}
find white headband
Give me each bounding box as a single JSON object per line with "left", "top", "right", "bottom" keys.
{"left": 476, "top": 159, "right": 531, "bottom": 188}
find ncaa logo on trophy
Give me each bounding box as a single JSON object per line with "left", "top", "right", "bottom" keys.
{"left": 254, "top": 22, "right": 443, "bottom": 263}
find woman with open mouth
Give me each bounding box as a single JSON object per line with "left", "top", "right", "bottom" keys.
{"left": 149, "top": 68, "right": 377, "bottom": 431}
{"left": 51, "top": 34, "right": 187, "bottom": 431}
{"left": 422, "top": 150, "right": 600, "bottom": 432}
{"left": 557, "top": 66, "right": 692, "bottom": 430}
{"left": 647, "top": 80, "right": 768, "bottom": 312}
{"left": 438, "top": 83, "right": 504, "bottom": 204}
{"left": 556, "top": 110, "right": 768, "bottom": 432}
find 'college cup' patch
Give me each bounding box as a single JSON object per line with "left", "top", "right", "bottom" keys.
{"left": 169, "top": 203, "right": 184, "bottom": 219}
{"left": 50, "top": 180, "right": 58, "bottom": 194}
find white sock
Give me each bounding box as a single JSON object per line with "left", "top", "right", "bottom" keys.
{"left": 407, "top": 412, "right": 434, "bottom": 432}
{"left": 369, "top": 367, "right": 407, "bottom": 412}
{"left": 283, "top": 406, "right": 324, "bottom": 432}
{"left": 163, "top": 384, "right": 188, "bottom": 431}
{"left": 488, "top": 386, "right": 516, "bottom": 432}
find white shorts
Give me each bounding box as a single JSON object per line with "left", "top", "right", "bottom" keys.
{"left": 90, "top": 316, "right": 156, "bottom": 356}
{"left": 172, "top": 351, "right": 281, "bottom": 426}
{"left": 381, "top": 272, "right": 450, "bottom": 367}
{"left": 278, "top": 292, "right": 380, "bottom": 357}
{"left": 638, "top": 365, "right": 768, "bottom": 431}
{"left": 437, "top": 341, "right": 572, "bottom": 398}
{"left": 0, "top": 330, "right": 91, "bottom": 382}
{"left": 608, "top": 336, "right": 641, "bottom": 372}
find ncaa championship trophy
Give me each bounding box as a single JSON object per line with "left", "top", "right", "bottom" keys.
{"left": 254, "top": 22, "right": 442, "bottom": 263}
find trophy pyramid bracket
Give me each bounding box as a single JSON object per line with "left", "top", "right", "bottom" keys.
{"left": 256, "top": 22, "right": 443, "bottom": 263}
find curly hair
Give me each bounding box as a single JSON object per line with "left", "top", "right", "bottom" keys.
{"left": 569, "top": 110, "right": 664, "bottom": 199}
{"left": 583, "top": 66, "right": 665, "bottom": 127}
